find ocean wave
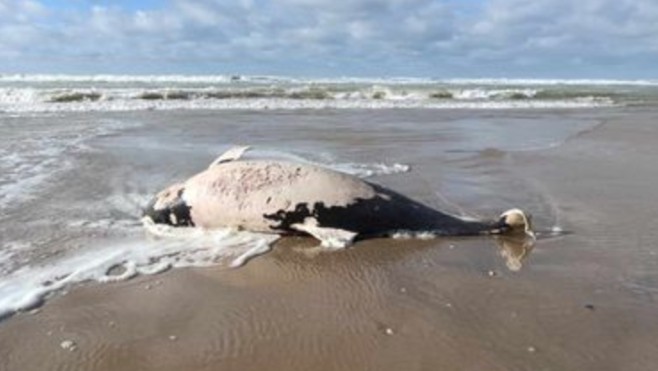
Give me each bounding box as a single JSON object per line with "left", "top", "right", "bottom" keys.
{"left": 0, "top": 85, "right": 620, "bottom": 113}
{"left": 1, "top": 97, "right": 616, "bottom": 113}
{"left": 444, "top": 78, "right": 658, "bottom": 86}
{"left": 3, "top": 73, "right": 649, "bottom": 113}
{"left": 447, "top": 88, "right": 540, "bottom": 100}
{"left": 49, "top": 91, "right": 103, "bottom": 103}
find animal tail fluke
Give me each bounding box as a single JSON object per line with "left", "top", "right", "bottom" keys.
{"left": 493, "top": 208, "right": 535, "bottom": 238}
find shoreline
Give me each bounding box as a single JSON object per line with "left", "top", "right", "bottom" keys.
{"left": 2, "top": 106, "right": 658, "bottom": 370}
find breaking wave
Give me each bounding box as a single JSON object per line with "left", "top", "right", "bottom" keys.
{"left": 4, "top": 74, "right": 653, "bottom": 112}
{"left": 0, "top": 86, "right": 617, "bottom": 112}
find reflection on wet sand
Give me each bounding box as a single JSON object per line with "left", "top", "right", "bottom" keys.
{"left": 274, "top": 223, "right": 541, "bottom": 276}
{"left": 288, "top": 232, "right": 538, "bottom": 274}
{"left": 494, "top": 234, "right": 536, "bottom": 271}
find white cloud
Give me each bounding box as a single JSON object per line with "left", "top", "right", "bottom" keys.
{"left": 0, "top": 0, "right": 48, "bottom": 56}
{"left": 470, "top": 0, "right": 658, "bottom": 53}
{"left": 1, "top": 0, "right": 657, "bottom": 76}
{"left": 0, "top": 0, "right": 46, "bottom": 19}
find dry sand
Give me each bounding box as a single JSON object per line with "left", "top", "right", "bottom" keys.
{"left": 2, "top": 108, "right": 658, "bottom": 371}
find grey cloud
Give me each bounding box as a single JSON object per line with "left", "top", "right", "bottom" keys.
{"left": 1, "top": 0, "right": 657, "bottom": 76}
{"left": 469, "top": 0, "right": 658, "bottom": 54}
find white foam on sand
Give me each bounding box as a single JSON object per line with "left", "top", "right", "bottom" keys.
{"left": 0, "top": 226, "right": 279, "bottom": 319}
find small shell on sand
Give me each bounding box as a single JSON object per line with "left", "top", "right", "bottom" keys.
{"left": 60, "top": 340, "right": 77, "bottom": 351}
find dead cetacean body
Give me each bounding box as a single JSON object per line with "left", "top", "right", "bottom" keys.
{"left": 143, "top": 146, "right": 533, "bottom": 247}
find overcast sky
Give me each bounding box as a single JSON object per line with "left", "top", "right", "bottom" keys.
{"left": 1, "top": 0, "right": 657, "bottom": 78}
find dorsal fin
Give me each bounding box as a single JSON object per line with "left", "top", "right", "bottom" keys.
{"left": 209, "top": 146, "right": 251, "bottom": 168}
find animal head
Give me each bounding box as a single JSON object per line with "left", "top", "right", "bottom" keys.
{"left": 142, "top": 183, "right": 195, "bottom": 227}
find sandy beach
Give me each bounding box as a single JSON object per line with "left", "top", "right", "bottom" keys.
{"left": 1, "top": 106, "right": 657, "bottom": 371}
{"left": 3, "top": 0, "right": 658, "bottom": 368}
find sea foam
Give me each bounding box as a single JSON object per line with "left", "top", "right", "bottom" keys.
{"left": 0, "top": 96, "right": 616, "bottom": 113}
{"left": 0, "top": 228, "right": 280, "bottom": 319}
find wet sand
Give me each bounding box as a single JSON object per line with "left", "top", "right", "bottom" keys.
{"left": 2, "top": 107, "right": 658, "bottom": 370}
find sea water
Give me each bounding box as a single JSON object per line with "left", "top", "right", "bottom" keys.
{"left": 0, "top": 74, "right": 643, "bottom": 319}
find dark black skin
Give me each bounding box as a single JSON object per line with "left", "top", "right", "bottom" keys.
{"left": 143, "top": 189, "right": 195, "bottom": 227}
{"left": 263, "top": 182, "right": 510, "bottom": 239}
{"left": 144, "top": 182, "right": 511, "bottom": 238}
